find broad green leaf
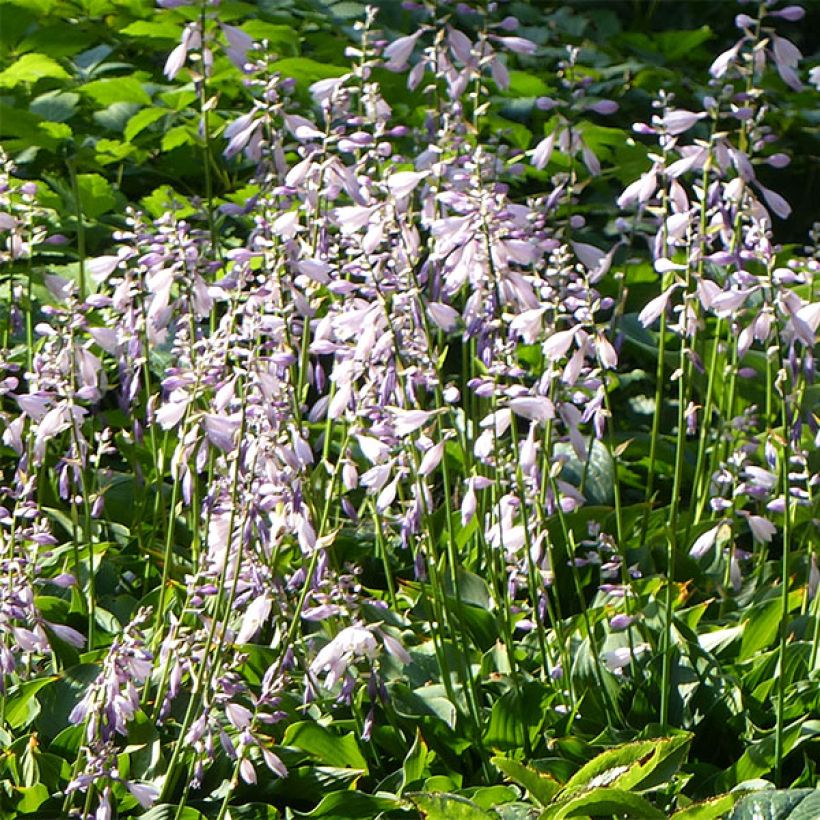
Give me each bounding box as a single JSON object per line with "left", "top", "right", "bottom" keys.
{"left": 540, "top": 787, "right": 665, "bottom": 819}
{"left": 140, "top": 806, "right": 207, "bottom": 820}
{"left": 14, "top": 783, "right": 51, "bottom": 814}
{"left": 739, "top": 598, "right": 782, "bottom": 660}
{"left": 302, "top": 790, "right": 400, "bottom": 818}
{"left": 228, "top": 805, "right": 280, "bottom": 819}
{"left": 282, "top": 722, "right": 368, "bottom": 771}
{"left": 94, "top": 101, "right": 142, "bottom": 132}
{"left": 407, "top": 792, "right": 495, "bottom": 819}
{"left": 74, "top": 173, "right": 118, "bottom": 220}
{"left": 124, "top": 107, "right": 168, "bottom": 142}
{"left": 559, "top": 735, "right": 692, "bottom": 795}
{"left": 485, "top": 685, "right": 549, "bottom": 751}
{"left": 4, "top": 676, "right": 59, "bottom": 729}
{"left": 553, "top": 438, "right": 615, "bottom": 506}
{"left": 492, "top": 757, "right": 562, "bottom": 806}
{"left": 80, "top": 76, "right": 152, "bottom": 107}
{"left": 729, "top": 789, "right": 820, "bottom": 820}
{"left": 671, "top": 793, "right": 740, "bottom": 819}
{"left": 466, "top": 786, "right": 519, "bottom": 810}
{"left": 0, "top": 53, "right": 69, "bottom": 86}
{"left": 29, "top": 90, "right": 79, "bottom": 122}
{"left": 399, "top": 729, "right": 431, "bottom": 795}
{"left": 120, "top": 20, "right": 183, "bottom": 41}
{"left": 268, "top": 57, "right": 347, "bottom": 87}
{"left": 240, "top": 21, "right": 300, "bottom": 56}
{"left": 161, "top": 124, "right": 195, "bottom": 152}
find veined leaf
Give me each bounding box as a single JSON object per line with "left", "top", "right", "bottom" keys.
{"left": 407, "top": 792, "right": 495, "bottom": 819}
{"left": 492, "top": 757, "right": 562, "bottom": 806}
{"left": 540, "top": 787, "right": 665, "bottom": 819}
{"left": 0, "top": 52, "right": 69, "bottom": 86}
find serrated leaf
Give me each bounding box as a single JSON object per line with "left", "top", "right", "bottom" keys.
{"left": 161, "top": 124, "right": 195, "bottom": 152}
{"left": 492, "top": 757, "right": 561, "bottom": 806}
{"left": 0, "top": 53, "right": 69, "bottom": 86}
{"left": 14, "top": 783, "right": 50, "bottom": 814}
{"left": 73, "top": 173, "right": 118, "bottom": 220}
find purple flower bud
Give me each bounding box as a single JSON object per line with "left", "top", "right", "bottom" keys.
{"left": 766, "top": 153, "right": 790, "bottom": 168}
{"left": 771, "top": 5, "right": 805, "bottom": 21}
{"left": 587, "top": 99, "right": 619, "bottom": 115}
{"left": 499, "top": 16, "right": 519, "bottom": 30}
{"left": 609, "top": 614, "right": 634, "bottom": 630}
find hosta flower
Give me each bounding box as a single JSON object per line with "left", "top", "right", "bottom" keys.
{"left": 310, "top": 625, "right": 378, "bottom": 688}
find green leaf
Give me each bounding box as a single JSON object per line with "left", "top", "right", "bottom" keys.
{"left": 492, "top": 757, "right": 562, "bottom": 806}
{"left": 80, "top": 76, "right": 152, "bottom": 107}
{"left": 119, "top": 20, "right": 184, "bottom": 41}
{"left": 485, "top": 685, "right": 549, "bottom": 751}
{"left": 14, "top": 783, "right": 51, "bottom": 814}
{"left": 268, "top": 57, "right": 347, "bottom": 88}
{"left": 161, "top": 124, "right": 195, "bottom": 152}
{"left": 0, "top": 53, "right": 69, "bottom": 86}
{"left": 729, "top": 789, "right": 820, "bottom": 820}
{"left": 739, "top": 598, "right": 782, "bottom": 661}
{"left": 74, "top": 173, "right": 118, "bottom": 219}
{"left": 4, "top": 677, "right": 59, "bottom": 729}
{"left": 228, "top": 805, "right": 281, "bottom": 819}
{"left": 407, "top": 792, "right": 495, "bottom": 819}
{"left": 400, "top": 728, "right": 431, "bottom": 795}
{"left": 559, "top": 735, "right": 692, "bottom": 795}
{"left": 671, "top": 793, "right": 740, "bottom": 819}
{"left": 282, "top": 722, "right": 368, "bottom": 772}
{"left": 301, "top": 790, "right": 400, "bottom": 818}
{"left": 541, "top": 787, "right": 666, "bottom": 819}
{"left": 124, "top": 107, "right": 168, "bottom": 142}
{"left": 240, "top": 21, "right": 300, "bottom": 56}
{"left": 29, "top": 90, "right": 79, "bottom": 122}
{"left": 140, "top": 806, "right": 207, "bottom": 820}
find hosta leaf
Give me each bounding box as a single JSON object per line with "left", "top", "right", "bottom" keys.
{"left": 558, "top": 734, "right": 692, "bottom": 795}
{"left": 300, "top": 790, "right": 401, "bottom": 818}
{"left": 140, "top": 806, "right": 207, "bottom": 820}
{"left": 282, "top": 722, "right": 368, "bottom": 771}
{"left": 540, "top": 787, "right": 665, "bottom": 819}
{"left": 671, "top": 793, "right": 740, "bottom": 819}
{"left": 399, "top": 729, "right": 431, "bottom": 795}
{"left": 4, "top": 676, "right": 59, "bottom": 729}
{"left": 492, "top": 757, "right": 562, "bottom": 805}
{"left": 407, "top": 792, "right": 496, "bottom": 819}
{"left": 739, "top": 598, "right": 782, "bottom": 661}
{"left": 729, "top": 789, "right": 820, "bottom": 820}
